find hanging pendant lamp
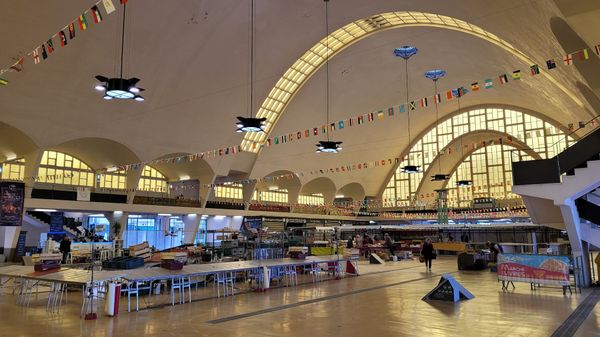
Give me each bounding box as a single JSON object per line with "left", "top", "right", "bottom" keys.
{"left": 316, "top": 0, "right": 342, "bottom": 153}
{"left": 425, "top": 69, "right": 449, "bottom": 181}
{"left": 236, "top": 0, "right": 266, "bottom": 133}
{"left": 394, "top": 46, "right": 419, "bottom": 173}
{"left": 95, "top": 3, "right": 144, "bottom": 101}
{"left": 455, "top": 96, "right": 472, "bottom": 187}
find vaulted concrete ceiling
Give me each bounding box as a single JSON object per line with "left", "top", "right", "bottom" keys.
{"left": 1, "top": 0, "right": 599, "bottom": 196}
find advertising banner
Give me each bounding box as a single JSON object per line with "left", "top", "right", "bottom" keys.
{"left": 0, "top": 182, "right": 25, "bottom": 226}
{"left": 498, "top": 254, "right": 570, "bottom": 286}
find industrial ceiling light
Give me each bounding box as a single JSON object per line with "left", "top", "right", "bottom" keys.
{"left": 394, "top": 45, "right": 419, "bottom": 173}
{"left": 94, "top": 3, "right": 144, "bottom": 101}
{"left": 316, "top": 140, "right": 343, "bottom": 153}
{"left": 236, "top": 0, "right": 264, "bottom": 133}
{"left": 456, "top": 179, "right": 472, "bottom": 187}
{"left": 431, "top": 174, "right": 450, "bottom": 181}
{"left": 425, "top": 69, "right": 447, "bottom": 180}
{"left": 316, "top": 0, "right": 342, "bottom": 153}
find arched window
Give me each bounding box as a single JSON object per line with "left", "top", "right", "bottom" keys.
{"left": 445, "top": 145, "right": 532, "bottom": 207}
{"left": 383, "top": 107, "right": 574, "bottom": 207}
{"left": 0, "top": 158, "right": 25, "bottom": 181}
{"left": 137, "top": 166, "right": 168, "bottom": 192}
{"left": 98, "top": 171, "right": 127, "bottom": 189}
{"left": 298, "top": 193, "right": 325, "bottom": 205}
{"left": 252, "top": 189, "right": 288, "bottom": 203}
{"left": 215, "top": 183, "right": 243, "bottom": 200}
{"left": 38, "top": 150, "right": 94, "bottom": 186}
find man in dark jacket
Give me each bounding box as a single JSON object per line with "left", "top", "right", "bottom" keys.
{"left": 421, "top": 238, "right": 435, "bottom": 270}
{"left": 59, "top": 235, "right": 71, "bottom": 264}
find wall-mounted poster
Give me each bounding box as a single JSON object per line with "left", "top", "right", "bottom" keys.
{"left": 0, "top": 182, "right": 25, "bottom": 226}
{"left": 498, "top": 253, "right": 570, "bottom": 286}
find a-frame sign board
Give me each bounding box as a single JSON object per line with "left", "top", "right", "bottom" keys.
{"left": 422, "top": 274, "right": 474, "bottom": 302}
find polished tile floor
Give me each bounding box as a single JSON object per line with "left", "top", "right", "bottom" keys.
{"left": 1, "top": 257, "right": 598, "bottom": 337}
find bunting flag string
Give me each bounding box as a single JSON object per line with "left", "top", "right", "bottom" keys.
{"left": 0, "top": 0, "right": 122, "bottom": 78}
{"left": 260, "top": 45, "right": 600, "bottom": 150}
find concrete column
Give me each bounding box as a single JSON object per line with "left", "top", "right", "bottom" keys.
{"left": 559, "top": 200, "right": 591, "bottom": 286}
{"left": 104, "top": 211, "right": 128, "bottom": 240}
{"left": 242, "top": 181, "right": 257, "bottom": 210}
{"left": 0, "top": 226, "right": 21, "bottom": 262}
{"left": 288, "top": 185, "right": 300, "bottom": 212}
{"left": 126, "top": 169, "right": 142, "bottom": 204}
{"left": 182, "top": 214, "right": 201, "bottom": 245}
{"left": 22, "top": 149, "right": 43, "bottom": 198}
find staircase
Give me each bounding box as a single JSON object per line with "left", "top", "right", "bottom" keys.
{"left": 512, "top": 121, "right": 600, "bottom": 250}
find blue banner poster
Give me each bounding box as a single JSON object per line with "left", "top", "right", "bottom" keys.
{"left": 0, "top": 182, "right": 25, "bottom": 226}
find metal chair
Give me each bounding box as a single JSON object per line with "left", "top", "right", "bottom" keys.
{"left": 283, "top": 266, "right": 298, "bottom": 287}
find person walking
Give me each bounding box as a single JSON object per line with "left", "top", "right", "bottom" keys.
{"left": 384, "top": 233, "right": 395, "bottom": 258}
{"left": 59, "top": 235, "right": 71, "bottom": 264}
{"left": 421, "top": 238, "right": 435, "bottom": 270}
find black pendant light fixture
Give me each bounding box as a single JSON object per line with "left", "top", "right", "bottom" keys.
{"left": 455, "top": 96, "right": 472, "bottom": 187}
{"left": 236, "top": 0, "right": 266, "bottom": 133}
{"left": 394, "top": 46, "right": 419, "bottom": 173}
{"left": 94, "top": 3, "right": 144, "bottom": 101}
{"left": 316, "top": 0, "right": 342, "bottom": 153}
{"left": 425, "top": 69, "right": 449, "bottom": 181}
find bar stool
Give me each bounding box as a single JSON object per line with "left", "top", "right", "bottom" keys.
{"left": 171, "top": 277, "right": 185, "bottom": 305}
{"left": 283, "top": 266, "right": 298, "bottom": 287}
{"left": 308, "top": 263, "right": 322, "bottom": 283}
{"left": 65, "top": 252, "right": 73, "bottom": 265}
{"left": 126, "top": 281, "right": 140, "bottom": 312}
{"left": 214, "top": 272, "right": 235, "bottom": 297}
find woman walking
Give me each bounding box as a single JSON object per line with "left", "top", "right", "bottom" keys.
{"left": 421, "top": 238, "right": 435, "bottom": 271}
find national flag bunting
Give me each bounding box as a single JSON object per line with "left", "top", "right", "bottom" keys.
{"left": 530, "top": 64, "right": 540, "bottom": 75}
{"left": 338, "top": 120, "right": 345, "bottom": 129}
{"left": 304, "top": 129, "right": 310, "bottom": 137}
{"left": 388, "top": 107, "right": 394, "bottom": 116}
{"left": 512, "top": 70, "right": 521, "bottom": 80}
{"left": 484, "top": 79, "right": 493, "bottom": 89}
{"left": 41, "top": 45, "right": 48, "bottom": 59}
{"left": 499, "top": 74, "right": 508, "bottom": 84}
{"left": 313, "top": 127, "right": 318, "bottom": 135}
{"left": 33, "top": 48, "right": 40, "bottom": 64}
{"left": 91, "top": 5, "right": 103, "bottom": 23}
{"left": 434, "top": 93, "right": 442, "bottom": 104}
{"left": 367, "top": 112, "right": 374, "bottom": 122}
{"left": 46, "top": 39, "right": 54, "bottom": 53}
{"left": 471, "top": 82, "right": 480, "bottom": 91}
{"left": 78, "top": 14, "right": 88, "bottom": 30}
{"left": 348, "top": 118, "right": 354, "bottom": 126}
{"left": 445, "top": 90, "right": 453, "bottom": 101}
{"left": 420, "top": 97, "right": 428, "bottom": 108}
{"left": 10, "top": 57, "right": 24, "bottom": 72}
{"left": 399, "top": 104, "right": 406, "bottom": 113}
{"left": 68, "top": 23, "right": 76, "bottom": 39}
{"left": 409, "top": 101, "right": 416, "bottom": 110}
{"left": 595, "top": 44, "right": 600, "bottom": 56}
{"left": 59, "top": 31, "right": 67, "bottom": 46}
{"left": 329, "top": 123, "right": 335, "bottom": 131}
{"left": 0, "top": 78, "right": 8, "bottom": 85}
{"left": 579, "top": 49, "right": 589, "bottom": 60}
{"left": 546, "top": 59, "right": 556, "bottom": 69}
{"left": 103, "top": 0, "right": 116, "bottom": 14}
{"left": 377, "top": 111, "right": 384, "bottom": 120}
{"left": 120, "top": 0, "right": 128, "bottom": 4}
{"left": 563, "top": 54, "right": 573, "bottom": 65}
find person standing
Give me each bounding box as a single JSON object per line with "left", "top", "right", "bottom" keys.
{"left": 421, "top": 238, "right": 435, "bottom": 270}
{"left": 59, "top": 235, "right": 71, "bottom": 264}
{"left": 384, "top": 233, "right": 395, "bottom": 258}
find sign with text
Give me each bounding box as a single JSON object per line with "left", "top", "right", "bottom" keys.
{"left": 498, "top": 254, "right": 570, "bottom": 286}
{"left": 0, "top": 182, "right": 25, "bottom": 226}
{"left": 49, "top": 212, "right": 65, "bottom": 234}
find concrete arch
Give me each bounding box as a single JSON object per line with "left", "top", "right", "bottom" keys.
{"left": 337, "top": 182, "right": 366, "bottom": 203}
{"left": 241, "top": 11, "right": 583, "bottom": 152}
{"left": 300, "top": 177, "right": 337, "bottom": 204}
{"left": 0, "top": 121, "right": 38, "bottom": 162}
{"left": 378, "top": 104, "right": 574, "bottom": 196}
{"left": 50, "top": 137, "right": 140, "bottom": 170}
{"left": 415, "top": 130, "right": 541, "bottom": 200}
{"left": 254, "top": 170, "right": 302, "bottom": 204}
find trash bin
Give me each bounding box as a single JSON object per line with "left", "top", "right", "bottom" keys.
{"left": 105, "top": 282, "right": 121, "bottom": 317}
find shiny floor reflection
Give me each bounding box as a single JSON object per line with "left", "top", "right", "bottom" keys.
{"left": 0, "top": 258, "right": 597, "bottom": 337}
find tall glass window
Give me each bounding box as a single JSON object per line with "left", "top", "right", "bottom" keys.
{"left": 137, "top": 166, "right": 168, "bottom": 192}
{"left": 98, "top": 171, "right": 127, "bottom": 189}
{"left": 38, "top": 151, "right": 95, "bottom": 186}
{"left": 298, "top": 193, "right": 325, "bottom": 205}
{"left": 0, "top": 158, "right": 25, "bottom": 181}
{"left": 215, "top": 183, "right": 243, "bottom": 199}
{"left": 385, "top": 107, "right": 574, "bottom": 207}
